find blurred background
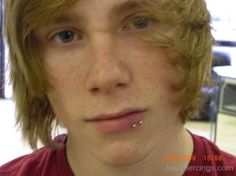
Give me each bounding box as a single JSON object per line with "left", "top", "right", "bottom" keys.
{"left": 1, "top": 0, "right": 236, "bottom": 165}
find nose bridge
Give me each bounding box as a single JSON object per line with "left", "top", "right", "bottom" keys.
{"left": 88, "top": 31, "right": 119, "bottom": 77}
{"left": 86, "top": 32, "right": 130, "bottom": 94}
{"left": 92, "top": 32, "right": 115, "bottom": 66}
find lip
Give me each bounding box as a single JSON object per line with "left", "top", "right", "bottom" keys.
{"left": 87, "top": 108, "right": 147, "bottom": 121}
{"left": 86, "top": 108, "right": 147, "bottom": 133}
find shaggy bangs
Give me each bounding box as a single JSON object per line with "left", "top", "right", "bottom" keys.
{"left": 140, "top": 0, "right": 213, "bottom": 121}
{"left": 4, "top": 0, "right": 76, "bottom": 149}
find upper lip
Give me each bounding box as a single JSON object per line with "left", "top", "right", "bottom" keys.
{"left": 86, "top": 108, "right": 147, "bottom": 122}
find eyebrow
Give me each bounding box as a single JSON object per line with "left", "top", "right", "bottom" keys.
{"left": 110, "top": 0, "right": 146, "bottom": 19}
{"left": 45, "top": 0, "right": 146, "bottom": 27}
{"left": 45, "top": 14, "right": 85, "bottom": 27}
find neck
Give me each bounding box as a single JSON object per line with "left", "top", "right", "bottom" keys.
{"left": 67, "top": 120, "right": 193, "bottom": 176}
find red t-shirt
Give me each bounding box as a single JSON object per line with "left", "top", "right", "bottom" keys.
{"left": 0, "top": 133, "right": 236, "bottom": 176}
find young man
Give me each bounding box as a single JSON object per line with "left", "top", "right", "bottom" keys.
{"left": 1, "top": 0, "right": 236, "bottom": 175}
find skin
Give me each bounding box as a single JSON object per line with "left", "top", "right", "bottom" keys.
{"left": 35, "top": 0, "right": 193, "bottom": 175}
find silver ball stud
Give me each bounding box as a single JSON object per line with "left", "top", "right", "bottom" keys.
{"left": 138, "top": 120, "right": 143, "bottom": 125}
{"left": 131, "top": 123, "right": 137, "bottom": 128}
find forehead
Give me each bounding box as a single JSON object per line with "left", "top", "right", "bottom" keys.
{"left": 72, "top": 0, "right": 145, "bottom": 11}
{"left": 64, "top": 0, "right": 146, "bottom": 18}
{"left": 44, "top": 0, "right": 149, "bottom": 27}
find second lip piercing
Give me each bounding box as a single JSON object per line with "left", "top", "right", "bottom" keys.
{"left": 131, "top": 120, "right": 143, "bottom": 128}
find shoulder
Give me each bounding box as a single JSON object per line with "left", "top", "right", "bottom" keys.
{"left": 0, "top": 134, "right": 68, "bottom": 176}
{"left": 188, "top": 133, "right": 236, "bottom": 176}
{"left": 0, "top": 147, "right": 55, "bottom": 176}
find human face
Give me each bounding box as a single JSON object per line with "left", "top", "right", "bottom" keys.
{"left": 36, "top": 0, "right": 182, "bottom": 167}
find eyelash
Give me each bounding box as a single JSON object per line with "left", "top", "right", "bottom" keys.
{"left": 49, "top": 14, "right": 155, "bottom": 46}
{"left": 123, "top": 14, "right": 156, "bottom": 31}
{"left": 49, "top": 29, "right": 83, "bottom": 46}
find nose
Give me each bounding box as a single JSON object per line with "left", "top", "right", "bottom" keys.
{"left": 85, "top": 35, "right": 131, "bottom": 94}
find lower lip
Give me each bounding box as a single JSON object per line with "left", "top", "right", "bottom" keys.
{"left": 89, "top": 111, "right": 145, "bottom": 133}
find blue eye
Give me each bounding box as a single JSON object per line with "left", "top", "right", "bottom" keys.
{"left": 132, "top": 16, "right": 152, "bottom": 29}
{"left": 54, "top": 30, "right": 80, "bottom": 44}
{"left": 124, "top": 15, "right": 155, "bottom": 31}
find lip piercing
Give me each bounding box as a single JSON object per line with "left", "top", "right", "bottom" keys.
{"left": 131, "top": 120, "right": 143, "bottom": 128}
{"left": 138, "top": 120, "right": 143, "bottom": 125}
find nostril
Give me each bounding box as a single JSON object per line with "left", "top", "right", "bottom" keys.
{"left": 91, "top": 87, "right": 100, "bottom": 93}
{"left": 117, "top": 83, "right": 126, "bottom": 88}
{"left": 90, "top": 83, "right": 126, "bottom": 94}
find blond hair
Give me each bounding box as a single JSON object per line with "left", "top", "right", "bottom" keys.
{"left": 143, "top": 0, "right": 213, "bottom": 121}
{"left": 4, "top": 0, "right": 212, "bottom": 149}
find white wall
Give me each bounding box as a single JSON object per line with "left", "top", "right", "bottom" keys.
{"left": 0, "top": 99, "right": 32, "bottom": 165}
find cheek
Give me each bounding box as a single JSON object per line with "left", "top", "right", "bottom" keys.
{"left": 45, "top": 50, "right": 86, "bottom": 91}
{"left": 46, "top": 65, "right": 79, "bottom": 103}
{"left": 132, "top": 47, "right": 184, "bottom": 106}
{"left": 134, "top": 48, "right": 178, "bottom": 85}
{"left": 45, "top": 59, "right": 86, "bottom": 120}
{"left": 43, "top": 44, "right": 87, "bottom": 85}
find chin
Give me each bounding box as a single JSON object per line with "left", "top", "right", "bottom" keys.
{"left": 95, "top": 141, "right": 153, "bottom": 167}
